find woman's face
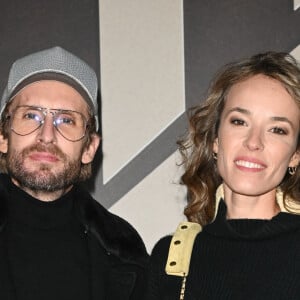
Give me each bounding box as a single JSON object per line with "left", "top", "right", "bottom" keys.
{"left": 213, "top": 74, "right": 300, "bottom": 198}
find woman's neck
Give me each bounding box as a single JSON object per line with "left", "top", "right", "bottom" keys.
{"left": 223, "top": 186, "right": 280, "bottom": 219}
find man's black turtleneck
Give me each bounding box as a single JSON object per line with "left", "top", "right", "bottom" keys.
{"left": 1, "top": 177, "right": 106, "bottom": 300}
{"left": 0, "top": 174, "right": 148, "bottom": 300}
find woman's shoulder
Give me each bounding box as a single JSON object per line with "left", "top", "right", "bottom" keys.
{"left": 150, "top": 221, "right": 202, "bottom": 267}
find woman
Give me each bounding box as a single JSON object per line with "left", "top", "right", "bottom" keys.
{"left": 146, "top": 51, "right": 300, "bottom": 300}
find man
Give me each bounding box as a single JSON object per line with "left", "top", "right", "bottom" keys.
{"left": 0, "top": 46, "right": 148, "bottom": 300}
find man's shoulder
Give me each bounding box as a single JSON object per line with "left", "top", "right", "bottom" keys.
{"left": 86, "top": 194, "right": 142, "bottom": 237}
{"left": 75, "top": 186, "right": 140, "bottom": 235}
{"left": 74, "top": 185, "right": 148, "bottom": 265}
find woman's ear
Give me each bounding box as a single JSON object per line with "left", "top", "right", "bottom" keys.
{"left": 0, "top": 134, "right": 8, "bottom": 154}
{"left": 289, "top": 150, "right": 300, "bottom": 168}
{"left": 213, "top": 137, "right": 219, "bottom": 154}
{"left": 81, "top": 134, "right": 101, "bottom": 164}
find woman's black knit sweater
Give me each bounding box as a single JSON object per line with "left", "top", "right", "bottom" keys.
{"left": 146, "top": 201, "right": 300, "bottom": 300}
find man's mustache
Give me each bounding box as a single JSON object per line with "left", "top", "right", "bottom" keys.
{"left": 21, "top": 143, "right": 67, "bottom": 161}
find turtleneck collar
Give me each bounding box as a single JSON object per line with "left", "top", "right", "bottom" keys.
{"left": 204, "top": 199, "right": 300, "bottom": 240}
{"left": 213, "top": 184, "right": 300, "bottom": 222}
{"left": 2, "top": 174, "right": 75, "bottom": 229}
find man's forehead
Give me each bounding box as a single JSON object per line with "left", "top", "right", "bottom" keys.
{"left": 9, "top": 80, "right": 89, "bottom": 112}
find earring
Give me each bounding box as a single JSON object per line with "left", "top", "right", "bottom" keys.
{"left": 213, "top": 152, "right": 217, "bottom": 160}
{"left": 288, "top": 166, "right": 297, "bottom": 176}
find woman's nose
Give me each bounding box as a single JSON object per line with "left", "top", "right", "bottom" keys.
{"left": 243, "top": 128, "right": 264, "bottom": 151}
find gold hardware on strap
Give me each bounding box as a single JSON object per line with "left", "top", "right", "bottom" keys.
{"left": 165, "top": 222, "right": 202, "bottom": 300}
{"left": 165, "top": 221, "right": 202, "bottom": 299}
{"left": 165, "top": 221, "right": 202, "bottom": 276}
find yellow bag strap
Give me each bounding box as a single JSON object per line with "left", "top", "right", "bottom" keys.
{"left": 165, "top": 221, "right": 202, "bottom": 277}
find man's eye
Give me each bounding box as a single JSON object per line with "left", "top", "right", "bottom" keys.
{"left": 271, "top": 127, "right": 287, "bottom": 135}
{"left": 24, "top": 112, "right": 40, "bottom": 121}
{"left": 56, "top": 116, "right": 75, "bottom": 126}
{"left": 62, "top": 118, "right": 74, "bottom": 124}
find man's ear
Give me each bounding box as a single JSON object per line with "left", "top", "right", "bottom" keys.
{"left": 213, "top": 137, "right": 219, "bottom": 154}
{"left": 289, "top": 150, "right": 300, "bottom": 168}
{"left": 81, "top": 134, "right": 101, "bottom": 164}
{"left": 0, "top": 134, "right": 8, "bottom": 154}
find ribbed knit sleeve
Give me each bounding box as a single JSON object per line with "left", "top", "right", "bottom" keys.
{"left": 145, "top": 235, "right": 183, "bottom": 300}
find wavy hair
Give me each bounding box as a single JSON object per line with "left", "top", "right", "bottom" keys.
{"left": 179, "top": 51, "right": 300, "bottom": 225}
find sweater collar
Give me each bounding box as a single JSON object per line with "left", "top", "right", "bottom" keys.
{"left": 6, "top": 179, "right": 74, "bottom": 229}
{"left": 205, "top": 184, "right": 300, "bottom": 240}
{"left": 213, "top": 184, "right": 300, "bottom": 222}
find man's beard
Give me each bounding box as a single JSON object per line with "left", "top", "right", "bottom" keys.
{"left": 6, "top": 143, "right": 82, "bottom": 192}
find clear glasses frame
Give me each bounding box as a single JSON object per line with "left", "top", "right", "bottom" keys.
{"left": 7, "top": 105, "right": 89, "bottom": 142}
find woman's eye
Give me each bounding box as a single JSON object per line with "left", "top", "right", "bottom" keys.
{"left": 230, "top": 118, "right": 245, "bottom": 126}
{"left": 270, "top": 127, "right": 287, "bottom": 135}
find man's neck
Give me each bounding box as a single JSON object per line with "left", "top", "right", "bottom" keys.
{"left": 11, "top": 177, "right": 73, "bottom": 201}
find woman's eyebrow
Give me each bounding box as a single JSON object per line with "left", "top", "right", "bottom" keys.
{"left": 225, "top": 106, "right": 250, "bottom": 117}
{"left": 271, "top": 116, "right": 294, "bottom": 128}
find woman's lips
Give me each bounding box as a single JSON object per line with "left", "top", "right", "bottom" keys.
{"left": 234, "top": 157, "right": 266, "bottom": 172}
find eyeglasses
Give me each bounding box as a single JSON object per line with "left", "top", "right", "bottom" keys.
{"left": 7, "top": 105, "right": 89, "bottom": 142}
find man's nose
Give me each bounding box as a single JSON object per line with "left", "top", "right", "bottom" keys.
{"left": 36, "top": 114, "right": 57, "bottom": 144}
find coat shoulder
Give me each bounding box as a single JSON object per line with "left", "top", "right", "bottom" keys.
{"left": 75, "top": 186, "right": 149, "bottom": 265}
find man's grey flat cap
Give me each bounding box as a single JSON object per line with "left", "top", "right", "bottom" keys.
{"left": 1, "top": 46, "right": 99, "bottom": 130}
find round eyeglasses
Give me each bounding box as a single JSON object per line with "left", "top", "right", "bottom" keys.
{"left": 7, "top": 105, "right": 89, "bottom": 142}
